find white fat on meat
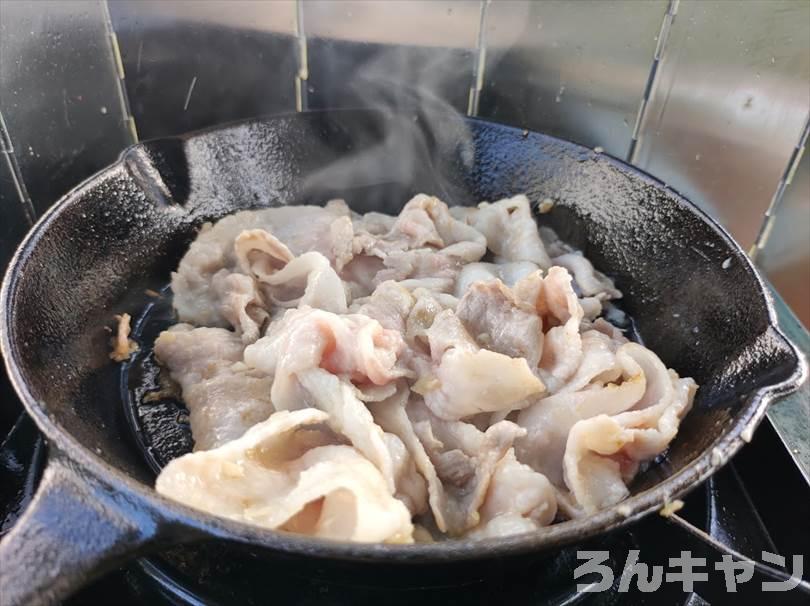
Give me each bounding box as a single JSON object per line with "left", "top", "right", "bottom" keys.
{"left": 515, "top": 267, "right": 586, "bottom": 392}
{"left": 244, "top": 307, "right": 406, "bottom": 406}
{"left": 368, "top": 385, "right": 447, "bottom": 525}
{"left": 564, "top": 369, "right": 697, "bottom": 513}
{"left": 455, "top": 261, "right": 540, "bottom": 298}
{"left": 351, "top": 195, "right": 487, "bottom": 285}
{"left": 456, "top": 279, "right": 543, "bottom": 368}
{"left": 397, "top": 276, "right": 456, "bottom": 295}
{"left": 243, "top": 309, "right": 406, "bottom": 490}
{"left": 235, "top": 229, "right": 348, "bottom": 314}
{"left": 373, "top": 249, "right": 462, "bottom": 285}
{"left": 295, "top": 368, "right": 397, "bottom": 493}
{"left": 384, "top": 194, "right": 486, "bottom": 261}
{"left": 232, "top": 200, "right": 354, "bottom": 265}
{"left": 466, "top": 449, "right": 557, "bottom": 539}
{"left": 351, "top": 281, "right": 415, "bottom": 333}
{"left": 156, "top": 409, "right": 414, "bottom": 543}
{"left": 153, "top": 324, "right": 274, "bottom": 451}
{"left": 210, "top": 270, "right": 268, "bottom": 344}
{"left": 370, "top": 386, "right": 533, "bottom": 536}
{"left": 413, "top": 400, "right": 527, "bottom": 535}
{"left": 172, "top": 202, "right": 352, "bottom": 327}
{"left": 350, "top": 280, "right": 457, "bottom": 339}
{"left": 515, "top": 342, "right": 649, "bottom": 486}
{"left": 455, "top": 267, "right": 592, "bottom": 395}
{"left": 234, "top": 228, "right": 295, "bottom": 278}
{"left": 381, "top": 429, "right": 429, "bottom": 515}
{"left": 420, "top": 309, "right": 545, "bottom": 420}
{"left": 470, "top": 195, "right": 553, "bottom": 268}
{"left": 557, "top": 329, "right": 627, "bottom": 394}
{"left": 515, "top": 342, "right": 696, "bottom": 512}
{"left": 551, "top": 252, "right": 621, "bottom": 301}
{"left": 352, "top": 211, "right": 397, "bottom": 236}
{"left": 406, "top": 398, "right": 527, "bottom": 535}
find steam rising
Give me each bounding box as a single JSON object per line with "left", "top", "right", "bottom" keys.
{"left": 301, "top": 47, "right": 477, "bottom": 213}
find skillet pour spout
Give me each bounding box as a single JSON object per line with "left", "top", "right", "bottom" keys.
{"left": 0, "top": 110, "right": 806, "bottom": 605}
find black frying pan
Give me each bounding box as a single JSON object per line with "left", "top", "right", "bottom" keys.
{"left": 0, "top": 110, "right": 805, "bottom": 605}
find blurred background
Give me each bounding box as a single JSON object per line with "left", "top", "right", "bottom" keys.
{"left": 1, "top": 0, "right": 808, "bottom": 429}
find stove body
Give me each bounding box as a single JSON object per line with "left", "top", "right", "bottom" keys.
{"left": 0, "top": 2, "right": 808, "bottom": 604}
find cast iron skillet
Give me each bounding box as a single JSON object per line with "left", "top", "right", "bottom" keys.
{"left": 0, "top": 110, "right": 805, "bottom": 605}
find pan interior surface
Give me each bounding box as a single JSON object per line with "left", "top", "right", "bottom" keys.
{"left": 2, "top": 110, "right": 800, "bottom": 555}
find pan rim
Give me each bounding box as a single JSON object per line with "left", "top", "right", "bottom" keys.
{"left": 1, "top": 111, "right": 806, "bottom": 561}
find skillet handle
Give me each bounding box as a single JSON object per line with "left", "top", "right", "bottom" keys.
{"left": 0, "top": 449, "right": 174, "bottom": 606}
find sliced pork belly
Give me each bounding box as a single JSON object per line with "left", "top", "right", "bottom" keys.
{"left": 352, "top": 280, "right": 415, "bottom": 333}
{"left": 466, "top": 449, "right": 557, "bottom": 538}
{"left": 243, "top": 307, "right": 406, "bottom": 408}
{"left": 210, "top": 271, "right": 269, "bottom": 343}
{"left": 153, "top": 324, "right": 273, "bottom": 450}
{"left": 456, "top": 280, "right": 543, "bottom": 367}
{"left": 172, "top": 201, "right": 352, "bottom": 328}
{"left": 514, "top": 267, "right": 586, "bottom": 392}
{"left": 235, "top": 229, "right": 348, "bottom": 314}
{"left": 563, "top": 372, "right": 696, "bottom": 513}
{"left": 515, "top": 343, "right": 649, "bottom": 486}
{"left": 551, "top": 252, "right": 621, "bottom": 301}
{"left": 350, "top": 195, "right": 487, "bottom": 287}
{"left": 469, "top": 195, "right": 552, "bottom": 268}
{"left": 409, "top": 398, "right": 526, "bottom": 535}
{"left": 153, "top": 191, "right": 698, "bottom": 544}
{"left": 420, "top": 309, "right": 545, "bottom": 420}
{"left": 156, "top": 409, "right": 413, "bottom": 543}
{"left": 295, "top": 368, "right": 398, "bottom": 493}
{"left": 455, "top": 261, "right": 540, "bottom": 298}
{"left": 369, "top": 385, "right": 533, "bottom": 536}
{"left": 243, "top": 309, "right": 406, "bottom": 490}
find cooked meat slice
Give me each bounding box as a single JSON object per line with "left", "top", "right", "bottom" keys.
{"left": 110, "top": 313, "right": 138, "bottom": 362}
{"left": 515, "top": 343, "right": 649, "bottom": 486}
{"left": 456, "top": 280, "right": 543, "bottom": 367}
{"left": 466, "top": 449, "right": 557, "bottom": 538}
{"left": 296, "top": 368, "right": 397, "bottom": 493}
{"left": 552, "top": 252, "right": 621, "bottom": 300}
{"left": 156, "top": 409, "right": 413, "bottom": 543}
{"left": 243, "top": 307, "right": 406, "bottom": 409}
{"left": 455, "top": 261, "right": 540, "bottom": 298}
{"left": 351, "top": 194, "right": 487, "bottom": 287}
{"left": 514, "top": 267, "right": 586, "bottom": 392}
{"left": 234, "top": 228, "right": 295, "bottom": 278}
{"left": 419, "top": 309, "right": 545, "bottom": 420}
{"left": 172, "top": 202, "right": 352, "bottom": 327}
{"left": 470, "top": 195, "right": 552, "bottom": 268}
{"left": 352, "top": 280, "right": 415, "bottom": 333}
{"left": 408, "top": 399, "right": 526, "bottom": 535}
{"left": 382, "top": 430, "right": 429, "bottom": 515}
{"left": 557, "top": 329, "right": 625, "bottom": 394}
{"left": 154, "top": 324, "right": 274, "bottom": 450}
{"left": 352, "top": 210, "right": 397, "bottom": 236}
{"left": 210, "top": 271, "right": 268, "bottom": 343}
{"left": 564, "top": 371, "right": 696, "bottom": 513}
